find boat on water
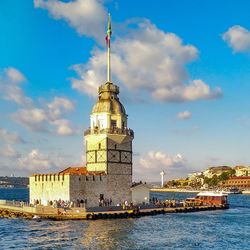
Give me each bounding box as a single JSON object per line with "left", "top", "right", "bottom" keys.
{"left": 223, "top": 187, "right": 242, "bottom": 194}
{"left": 186, "top": 191, "right": 229, "bottom": 208}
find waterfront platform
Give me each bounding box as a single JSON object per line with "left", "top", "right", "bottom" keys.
{"left": 0, "top": 200, "right": 229, "bottom": 220}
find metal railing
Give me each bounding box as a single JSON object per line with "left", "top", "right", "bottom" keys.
{"left": 84, "top": 127, "right": 134, "bottom": 137}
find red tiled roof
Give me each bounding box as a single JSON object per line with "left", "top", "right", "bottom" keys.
{"left": 31, "top": 166, "right": 106, "bottom": 176}
{"left": 229, "top": 176, "right": 250, "bottom": 180}
{"left": 59, "top": 167, "right": 88, "bottom": 175}
{"left": 59, "top": 167, "right": 106, "bottom": 176}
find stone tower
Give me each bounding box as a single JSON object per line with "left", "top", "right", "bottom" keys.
{"left": 84, "top": 15, "right": 134, "bottom": 204}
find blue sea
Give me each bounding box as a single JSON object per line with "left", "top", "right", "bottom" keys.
{"left": 0, "top": 188, "right": 249, "bottom": 249}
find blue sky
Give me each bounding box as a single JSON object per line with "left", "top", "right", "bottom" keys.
{"left": 1, "top": 0, "right": 250, "bottom": 181}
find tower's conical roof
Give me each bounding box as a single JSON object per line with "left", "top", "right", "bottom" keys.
{"left": 92, "top": 82, "right": 126, "bottom": 115}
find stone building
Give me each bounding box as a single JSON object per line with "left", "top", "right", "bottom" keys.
{"left": 131, "top": 183, "right": 151, "bottom": 205}
{"left": 234, "top": 166, "right": 250, "bottom": 177}
{"left": 29, "top": 16, "right": 134, "bottom": 207}
{"left": 223, "top": 176, "right": 250, "bottom": 189}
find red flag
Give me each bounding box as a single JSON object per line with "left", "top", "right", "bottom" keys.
{"left": 105, "top": 35, "right": 110, "bottom": 48}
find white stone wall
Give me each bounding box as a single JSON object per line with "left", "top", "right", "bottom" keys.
{"left": 29, "top": 174, "right": 70, "bottom": 205}
{"left": 30, "top": 173, "right": 132, "bottom": 207}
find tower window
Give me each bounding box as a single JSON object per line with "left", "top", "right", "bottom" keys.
{"left": 111, "top": 120, "right": 117, "bottom": 128}
{"left": 114, "top": 144, "right": 117, "bottom": 149}
{"left": 99, "top": 143, "right": 101, "bottom": 149}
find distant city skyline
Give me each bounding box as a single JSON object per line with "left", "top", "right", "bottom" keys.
{"left": 1, "top": 0, "right": 250, "bottom": 181}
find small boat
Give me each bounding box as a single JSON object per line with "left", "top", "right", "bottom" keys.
{"left": 32, "top": 215, "right": 41, "bottom": 221}
{"left": 223, "top": 187, "right": 242, "bottom": 194}
{"left": 186, "top": 191, "right": 229, "bottom": 208}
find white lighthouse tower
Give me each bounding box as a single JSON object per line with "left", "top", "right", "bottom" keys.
{"left": 160, "top": 170, "right": 166, "bottom": 188}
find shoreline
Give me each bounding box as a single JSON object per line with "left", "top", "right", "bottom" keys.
{"left": 151, "top": 188, "right": 250, "bottom": 194}
{"left": 150, "top": 188, "right": 199, "bottom": 193}
{"left": 242, "top": 190, "right": 250, "bottom": 194}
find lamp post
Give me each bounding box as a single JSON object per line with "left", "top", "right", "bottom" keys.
{"left": 160, "top": 170, "right": 166, "bottom": 188}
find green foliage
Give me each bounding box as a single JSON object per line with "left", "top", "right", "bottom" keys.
{"left": 204, "top": 170, "right": 236, "bottom": 187}
{"left": 165, "top": 180, "right": 180, "bottom": 187}
{"left": 204, "top": 175, "right": 220, "bottom": 186}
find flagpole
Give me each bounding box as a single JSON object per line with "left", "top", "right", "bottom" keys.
{"left": 107, "top": 14, "right": 111, "bottom": 82}
{"left": 108, "top": 37, "right": 110, "bottom": 82}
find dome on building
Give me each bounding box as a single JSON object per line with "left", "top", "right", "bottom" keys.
{"left": 92, "top": 82, "right": 126, "bottom": 115}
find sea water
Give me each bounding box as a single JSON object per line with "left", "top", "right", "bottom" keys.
{"left": 0, "top": 188, "right": 249, "bottom": 249}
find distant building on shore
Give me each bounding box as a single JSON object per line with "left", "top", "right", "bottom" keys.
{"left": 234, "top": 166, "right": 250, "bottom": 177}
{"left": 203, "top": 166, "right": 232, "bottom": 178}
{"left": 131, "top": 183, "right": 151, "bottom": 205}
{"left": 223, "top": 176, "right": 250, "bottom": 188}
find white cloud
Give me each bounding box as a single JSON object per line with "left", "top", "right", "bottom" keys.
{"left": 18, "top": 149, "right": 52, "bottom": 171}
{"left": 71, "top": 20, "right": 222, "bottom": 102}
{"left": 0, "top": 67, "right": 32, "bottom": 105}
{"left": 17, "top": 149, "right": 76, "bottom": 172}
{"left": 134, "top": 150, "right": 189, "bottom": 181}
{"left": 47, "top": 97, "right": 75, "bottom": 120}
{"left": 34, "top": 0, "right": 107, "bottom": 42}
{"left": 222, "top": 25, "right": 250, "bottom": 53}
{"left": 177, "top": 111, "right": 192, "bottom": 120}
{"left": 11, "top": 97, "right": 76, "bottom": 135}
{"left": 12, "top": 108, "right": 48, "bottom": 132}
{"left": 6, "top": 67, "right": 26, "bottom": 83}
{"left": 51, "top": 119, "right": 75, "bottom": 136}
{"left": 0, "top": 145, "right": 76, "bottom": 173}
{"left": 0, "top": 145, "right": 21, "bottom": 159}
{"left": 0, "top": 67, "right": 76, "bottom": 136}
{"left": 0, "top": 128, "right": 25, "bottom": 144}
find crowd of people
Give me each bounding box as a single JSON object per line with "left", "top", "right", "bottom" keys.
{"left": 98, "top": 198, "right": 112, "bottom": 207}
{"left": 32, "top": 197, "right": 180, "bottom": 209}
{"left": 32, "top": 199, "right": 88, "bottom": 208}
{"left": 150, "top": 197, "right": 178, "bottom": 207}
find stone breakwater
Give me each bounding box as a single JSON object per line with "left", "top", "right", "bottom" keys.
{"left": 0, "top": 208, "right": 33, "bottom": 219}
{"left": 0, "top": 204, "right": 229, "bottom": 221}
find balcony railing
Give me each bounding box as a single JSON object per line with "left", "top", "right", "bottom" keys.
{"left": 84, "top": 127, "right": 134, "bottom": 137}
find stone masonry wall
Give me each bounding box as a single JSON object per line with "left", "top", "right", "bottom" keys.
{"left": 69, "top": 174, "right": 112, "bottom": 207}
{"left": 107, "top": 174, "right": 132, "bottom": 205}
{"left": 29, "top": 174, "right": 70, "bottom": 205}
